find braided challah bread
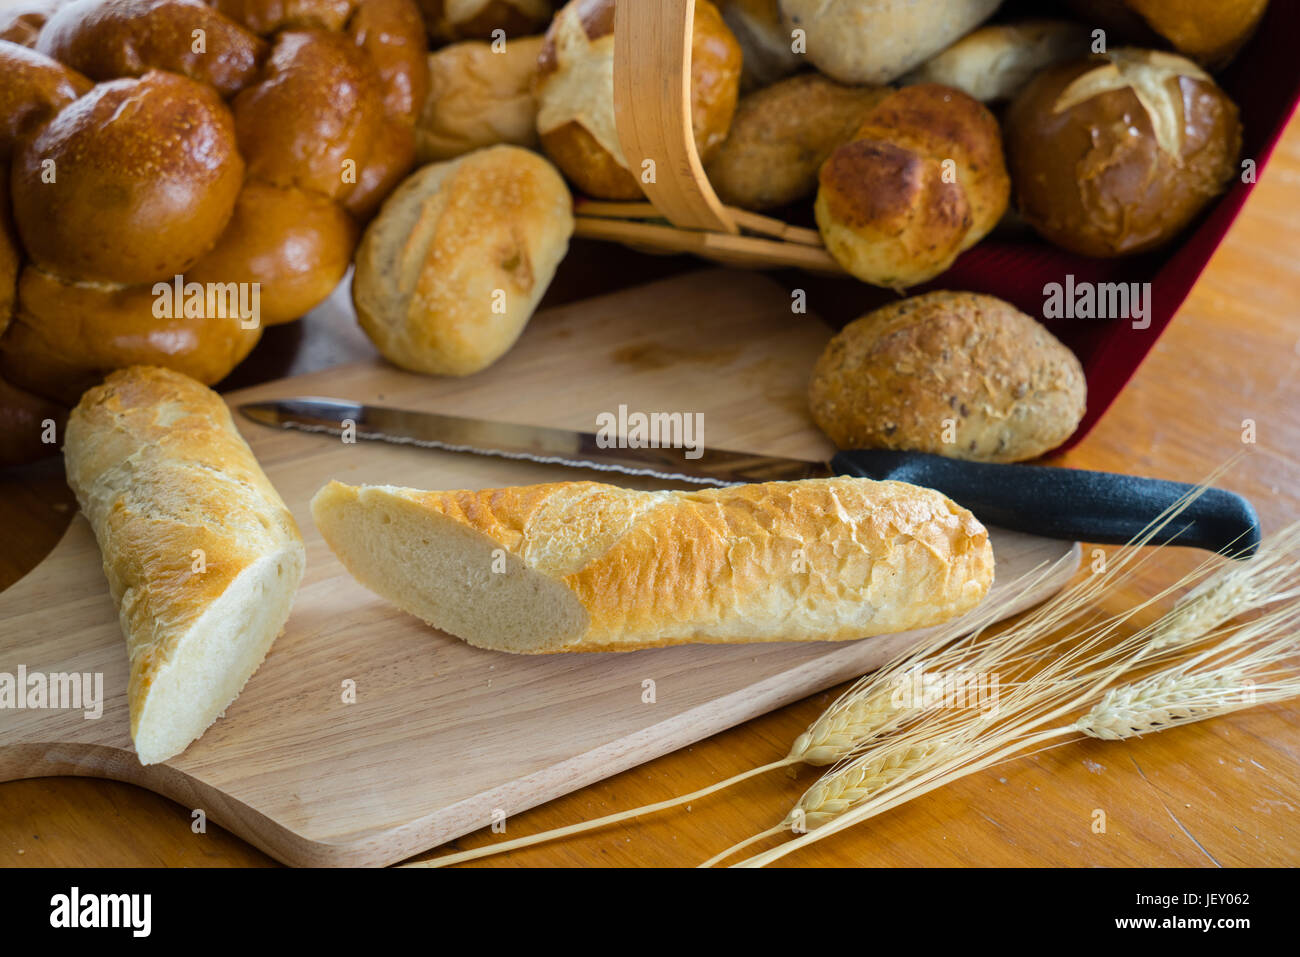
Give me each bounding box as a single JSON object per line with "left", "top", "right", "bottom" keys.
{"left": 0, "top": 0, "right": 429, "bottom": 463}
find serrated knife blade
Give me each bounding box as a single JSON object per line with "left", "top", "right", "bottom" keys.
{"left": 238, "top": 397, "right": 830, "bottom": 486}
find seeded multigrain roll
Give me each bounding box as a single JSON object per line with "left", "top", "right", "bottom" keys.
{"left": 809, "top": 292, "right": 1087, "bottom": 463}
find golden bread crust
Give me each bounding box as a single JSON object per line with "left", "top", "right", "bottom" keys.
{"left": 815, "top": 84, "right": 1007, "bottom": 288}
{"left": 353, "top": 145, "right": 573, "bottom": 376}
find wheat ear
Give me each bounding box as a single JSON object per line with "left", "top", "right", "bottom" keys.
{"left": 733, "top": 596, "right": 1300, "bottom": 868}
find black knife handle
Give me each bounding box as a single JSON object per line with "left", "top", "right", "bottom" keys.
{"left": 830, "top": 450, "right": 1261, "bottom": 558}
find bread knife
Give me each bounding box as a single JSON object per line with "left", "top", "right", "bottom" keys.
{"left": 239, "top": 397, "right": 1261, "bottom": 557}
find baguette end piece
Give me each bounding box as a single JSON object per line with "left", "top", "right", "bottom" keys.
{"left": 133, "top": 545, "right": 305, "bottom": 765}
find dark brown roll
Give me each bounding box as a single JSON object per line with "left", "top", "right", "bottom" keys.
{"left": 340, "top": 117, "right": 418, "bottom": 221}
{"left": 0, "top": 172, "right": 18, "bottom": 332}
{"left": 11, "top": 70, "right": 244, "bottom": 284}
{"left": 0, "top": 40, "right": 91, "bottom": 162}
{"left": 416, "top": 0, "right": 554, "bottom": 42}
{"left": 1004, "top": 48, "right": 1242, "bottom": 258}
{"left": 0, "top": 373, "right": 66, "bottom": 466}
{"left": 347, "top": 0, "right": 430, "bottom": 124}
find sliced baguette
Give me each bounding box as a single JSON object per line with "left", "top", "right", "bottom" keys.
{"left": 64, "top": 366, "right": 305, "bottom": 765}
{"left": 311, "top": 477, "right": 994, "bottom": 654}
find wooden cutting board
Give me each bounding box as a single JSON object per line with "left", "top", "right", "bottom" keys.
{"left": 0, "top": 271, "right": 1078, "bottom": 866}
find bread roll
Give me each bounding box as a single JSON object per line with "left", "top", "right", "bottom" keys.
{"left": 0, "top": 186, "right": 63, "bottom": 466}
{"left": 0, "top": 40, "right": 91, "bottom": 162}
{"left": 1004, "top": 49, "right": 1241, "bottom": 258}
{"left": 1066, "top": 0, "right": 1267, "bottom": 68}
{"left": 717, "top": 0, "right": 799, "bottom": 89}
{"left": 35, "top": 0, "right": 268, "bottom": 96}
{"left": 779, "top": 0, "right": 1001, "bottom": 84}
{"left": 340, "top": 117, "right": 419, "bottom": 222}
{"left": 1, "top": 266, "right": 263, "bottom": 403}
{"left": 347, "top": 0, "right": 430, "bottom": 124}
{"left": 0, "top": 177, "right": 17, "bottom": 331}
{"left": 188, "top": 181, "right": 359, "bottom": 326}
{"left": 535, "top": 0, "right": 742, "bottom": 200}
{"left": 900, "top": 20, "right": 1092, "bottom": 103}
{"left": 0, "top": 373, "right": 65, "bottom": 466}
{"left": 353, "top": 145, "right": 573, "bottom": 376}
{"left": 210, "top": 0, "right": 357, "bottom": 34}
{"left": 415, "top": 35, "right": 543, "bottom": 163}
{"left": 312, "top": 477, "right": 994, "bottom": 654}
{"left": 65, "top": 366, "right": 305, "bottom": 765}
{"left": 706, "top": 74, "right": 890, "bottom": 212}
{"left": 809, "top": 292, "right": 1087, "bottom": 463}
{"left": 815, "top": 84, "right": 1009, "bottom": 288}
{"left": 416, "top": 0, "right": 553, "bottom": 41}
{"left": 0, "top": 0, "right": 65, "bottom": 47}
{"left": 11, "top": 70, "right": 243, "bottom": 284}
{"left": 232, "top": 28, "right": 384, "bottom": 200}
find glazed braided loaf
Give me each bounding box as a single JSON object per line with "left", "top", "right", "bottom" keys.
{"left": 0, "top": 0, "right": 429, "bottom": 462}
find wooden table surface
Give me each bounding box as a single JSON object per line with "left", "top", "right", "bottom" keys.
{"left": 3, "top": 114, "right": 1298, "bottom": 869}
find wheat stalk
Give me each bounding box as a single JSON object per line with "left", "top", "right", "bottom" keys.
{"left": 731, "top": 594, "right": 1300, "bottom": 868}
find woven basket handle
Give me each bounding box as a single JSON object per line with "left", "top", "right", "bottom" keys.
{"left": 611, "top": 0, "right": 738, "bottom": 234}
